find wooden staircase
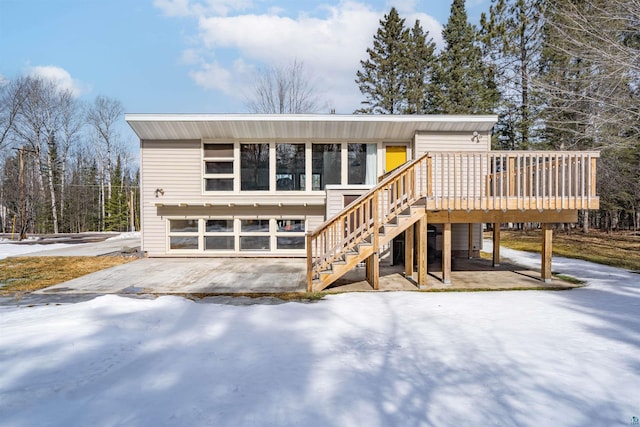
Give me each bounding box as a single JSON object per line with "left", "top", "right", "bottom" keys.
{"left": 306, "top": 153, "right": 431, "bottom": 292}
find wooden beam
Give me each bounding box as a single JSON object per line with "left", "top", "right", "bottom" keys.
{"left": 542, "top": 223, "right": 553, "bottom": 283}
{"left": 417, "top": 214, "right": 427, "bottom": 286}
{"left": 493, "top": 222, "right": 500, "bottom": 267}
{"left": 442, "top": 223, "right": 451, "bottom": 284}
{"left": 405, "top": 226, "right": 414, "bottom": 279}
{"left": 425, "top": 209, "right": 579, "bottom": 224}
{"left": 468, "top": 223, "right": 474, "bottom": 259}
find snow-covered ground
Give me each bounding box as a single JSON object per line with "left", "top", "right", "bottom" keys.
{"left": 1, "top": 244, "right": 639, "bottom": 426}
{"left": 0, "top": 242, "right": 76, "bottom": 260}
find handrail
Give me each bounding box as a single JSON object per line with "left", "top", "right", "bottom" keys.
{"left": 307, "top": 152, "right": 431, "bottom": 285}
{"left": 308, "top": 152, "right": 431, "bottom": 237}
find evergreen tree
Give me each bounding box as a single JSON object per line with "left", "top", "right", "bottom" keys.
{"left": 355, "top": 7, "right": 409, "bottom": 114}
{"left": 432, "top": 0, "right": 499, "bottom": 114}
{"left": 480, "top": 0, "right": 546, "bottom": 149}
{"left": 105, "top": 156, "right": 129, "bottom": 232}
{"left": 404, "top": 20, "right": 437, "bottom": 114}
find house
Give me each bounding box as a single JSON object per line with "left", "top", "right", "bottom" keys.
{"left": 126, "top": 114, "right": 599, "bottom": 291}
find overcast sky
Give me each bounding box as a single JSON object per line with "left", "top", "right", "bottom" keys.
{"left": 0, "top": 0, "right": 490, "bottom": 141}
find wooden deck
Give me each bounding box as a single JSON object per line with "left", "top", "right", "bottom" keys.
{"left": 307, "top": 151, "right": 599, "bottom": 292}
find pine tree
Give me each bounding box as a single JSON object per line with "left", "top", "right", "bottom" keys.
{"left": 105, "top": 156, "right": 129, "bottom": 232}
{"left": 355, "top": 7, "right": 409, "bottom": 114}
{"left": 432, "top": 0, "right": 499, "bottom": 114}
{"left": 404, "top": 20, "right": 437, "bottom": 114}
{"left": 480, "top": 0, "right": 546, "bottom": 149}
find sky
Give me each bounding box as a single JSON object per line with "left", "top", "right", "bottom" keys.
{"left": 0, "top": 0, "right": 491, "bottom": 142}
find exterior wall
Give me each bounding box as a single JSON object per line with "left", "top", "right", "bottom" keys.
{"left": 431, "top": 223, "right": 482, "bottom": 257}
{"left": 413, "top": 130, "right": 491, "bottom": 155}
{"left": 325, "top": 185, "right": 372, "bottom": 218}
{"left": 140, "top": 126, "right": 492, "bottom": 258}
{"left": 141, "top": 139, "right": 202, "bottom": 256}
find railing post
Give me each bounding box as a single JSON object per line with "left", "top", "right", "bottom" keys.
{"left": 306, "top": 233, "right": 313, "bottom": 292}
{"left": 590, "top": 156, "right": 597, "bottom": 201}
{"left": 371, "top": 191, "right": 380, "bottom": 290}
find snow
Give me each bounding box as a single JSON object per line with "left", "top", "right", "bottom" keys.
{"left": 106, "top": 231, "right": 141, "bottom": 241}
{"left": 1, "top": 244, "right": 640, "bottom": 426}
{"left": 0, "top": 242, "right": 76, "bottom": 260}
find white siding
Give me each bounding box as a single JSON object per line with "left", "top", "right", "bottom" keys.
{"left": 414, "top": 131, "right": 491, "bottom": 156}
{"left": 325, "top": 185, "right": 372, "bottom": 218}
{"left": 141, "top": 139, "right": 202, "bottom": 255}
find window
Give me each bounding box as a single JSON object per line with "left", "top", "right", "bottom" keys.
{"left": 276, "top": 219, "right": 305, "bottom": 250}
{"left": 241, "top": 144, "right": 270, "bottom": 191}
{"left": 204, "top": 219, "right": 234, "bottom": 251}
{"left": 348, "top": 144, "right": 377, "bottom": 185}
{"left": 312, "top": 144, "right": 341, "bottom": 190}
{"left": 204, "top": 143, "right": 234, "bottom": 192}
{"left": 276, "top": 144, "right": 305, "bottom": 191}
{"left": 239, "top": 219, "right": 270, "bottom": 251}
{"left": 168, "top": 219, "right": 199, "bottom": 250}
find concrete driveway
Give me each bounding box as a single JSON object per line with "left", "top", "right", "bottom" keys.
{"left": 36, "top": 258, "right": 308, "bottom": 295}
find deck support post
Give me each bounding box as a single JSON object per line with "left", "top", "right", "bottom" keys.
{"left": 442, "top": 222, "right": 451, "bottom": 284}
{"left": 492, "top": 222, "right": 501, "bottom": 267}
{"left": 542, "top": 223, "right": 553, "bottom": 283}
{"left": 306, "top": 233, "right": 313, "bottom": 292}
{"left": 417, "top": 214, "right": 428, "bottom": 286}
{"left": 405, "top": 225, "right": 414, "bottom": 280}
{"left": 468, "top": 223, "right": 474, "bottom": 259}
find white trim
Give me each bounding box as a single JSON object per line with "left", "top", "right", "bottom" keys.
{"left": 126, "top": 113, "right": 498, "bottom": 124}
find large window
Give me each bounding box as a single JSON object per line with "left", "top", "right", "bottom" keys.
{"left": 276, "top": 219, "right": 305, "bottom": 250}
{"left": 312, "top": 144, "right": 341, "bottom": 190}
{"left": 168, "top": 219, "right": 199, "bottom": 250}
{"left": 204, "top": 219, "right": 234, "bottom": 251}
{"left": 204, "top": 143, "right": 234, "bottom": 191}
{"left": 239, "top": 219, "right": 270, "bottom": 251}
{"left": 203, "top": 141, "right": 382, "bottom": 192}
{"left": 241, "top": 144, "right": 270, "bottom": 191}
{"left": 348, "top": 144, "right": 377, "bottom": 185}
{"left": 276, "top": 144, "right": 305, "bottom": 191}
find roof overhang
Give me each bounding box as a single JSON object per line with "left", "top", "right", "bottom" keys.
{"left": 125, "top": 114, "right": 498, "bottom": 141}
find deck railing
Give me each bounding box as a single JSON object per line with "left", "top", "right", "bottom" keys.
{"left": 307, "top": 150, "right": 599, "bottom": 284}
{"left": 427, "top": 151, "right": 599, "bottom": 211}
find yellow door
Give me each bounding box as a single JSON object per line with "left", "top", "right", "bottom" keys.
{"left": 385, "top": 146, "right": 407, "bottom": 172}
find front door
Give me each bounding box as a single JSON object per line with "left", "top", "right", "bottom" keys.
{"left": 385, "top": 145, "right": 407, "bottom": 173}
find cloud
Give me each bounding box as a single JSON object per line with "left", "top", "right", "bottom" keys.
{"left": 157, "top": 1, "right": 443, "bottom": 112}
{"left": 188, "top": 61, "right": 233, "bottom": 93}
{"left": 27, "top": 65, "right": 85, "bottom": 97}
{"left": 0, "top": 74, "right": 8, "bottom": 87}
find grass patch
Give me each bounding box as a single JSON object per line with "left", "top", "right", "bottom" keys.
{"left": 0, "top": 256, "right": 136, "bottom": 295}
{"left": 554, "top": 274, "right": 586, "bottom": 285}
{"left": 493, "top": 230, "right": 640, "bottom": 271}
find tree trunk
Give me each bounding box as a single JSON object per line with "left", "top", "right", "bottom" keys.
{"left": 582, "top": 210, "right": 589, "bottom": 234}
{"left": 46, "top": 149, "right": 59, "bottom": 234}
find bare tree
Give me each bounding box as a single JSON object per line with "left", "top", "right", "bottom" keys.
{"left": 0, "top": 77, "right": 28, "bottom": 148}
{"left": 11, "top": 77, "right": 72, "bottom": 234}
{"left": 245, "top": 59, "right": 324, "bottom": 114}
{"left": 86, "top": 96, "right": 123, "bottom": 230}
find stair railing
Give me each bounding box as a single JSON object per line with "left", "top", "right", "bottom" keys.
{"left": 306, "top": 152, "right": 432, "bottom": 290}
